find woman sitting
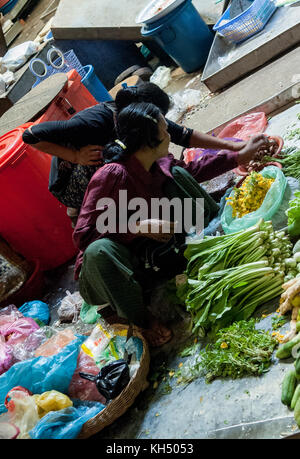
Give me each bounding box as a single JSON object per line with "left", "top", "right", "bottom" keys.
{"left": 73, "top": 102, "right": 270, "bottom": 347}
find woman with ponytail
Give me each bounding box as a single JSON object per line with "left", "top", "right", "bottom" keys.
{"left": 73, "top": 102, "right": 270, "bottom": 347}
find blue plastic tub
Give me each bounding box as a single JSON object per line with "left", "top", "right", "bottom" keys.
{"left": 81, "top": 65, "right": 113, "bottom": 102}
{"left": 141, "top": 0, "right": 213, "bottom": 73}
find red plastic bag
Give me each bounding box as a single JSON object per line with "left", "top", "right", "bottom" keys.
{"left": 68, "top": 351, "right": 106, "bottom": 404}
{"left": 217, "top": 112, "right": 268, "bottom": 141}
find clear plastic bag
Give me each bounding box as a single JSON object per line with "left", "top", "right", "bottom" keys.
{"left": 1, "top": 386, "right": 40, "bottom": 439}
{"left": 57, "top": 291, "right": 83, "bottom": 323}
{"left": 0, "top": 336, "right": 13, "bottom": 376}
{"left": 221, "top": 166, "right": 287, "bottom": 234}
{"left": 34, "top": 328, "right": 76, "bottom": 357}
{"left": 81, "top": 322, "right": 114, "bottom": 361}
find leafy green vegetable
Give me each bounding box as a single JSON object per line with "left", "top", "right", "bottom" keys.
{"left": 272, "top": 315, "right": 288, "bottom": 330}
{"left": 178, "top": 219, "right": 291, "bottom": 335}
{"left": 178, "top": 320, "right": 277, "bottom": 384}
{"left": 287, "top": 191, "right": 300, "bottom": 226}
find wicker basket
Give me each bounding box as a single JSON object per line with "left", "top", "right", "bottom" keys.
{"left": 77, "top": 324, "right": 150, "bottom": 439}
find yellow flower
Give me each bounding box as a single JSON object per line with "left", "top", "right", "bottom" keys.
{"left": 220, "top": 342, "right": 228, "bottom": 349}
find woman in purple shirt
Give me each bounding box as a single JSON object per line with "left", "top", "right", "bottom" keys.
{"left": 73, "top": 102, "right": 270, "bottom": 347}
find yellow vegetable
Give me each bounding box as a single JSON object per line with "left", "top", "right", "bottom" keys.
{"left": 226, "top": 172, "right": 274, "bottom": 218}
{"left": 292, "top": 295, "right": 300, "bottom": 308}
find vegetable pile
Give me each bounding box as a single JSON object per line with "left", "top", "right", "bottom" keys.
{"left": 286, "top": 191, "right": 300, "bottom": 237}
{"left": 178, "top": 219, "right": 293, "bottom": 336}
{"left": 226, "top": 172, "right": 274, "bottom": 218}
{"left": 177, "top": 320, "right": 277, "bottom": 384}
{"left": 277, "top": 334, "right": 300, "bottom": 427}
{"left": 265, "top": 148, "right": 300, "bottom": 181}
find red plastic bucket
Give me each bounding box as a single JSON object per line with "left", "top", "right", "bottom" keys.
{"left": 0, "top": 127, "right": 78, "bottom": 270}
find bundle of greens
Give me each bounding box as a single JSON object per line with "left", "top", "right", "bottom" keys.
{"left": 178, "top": 219, "right": 293, "bottom": 335}
{"left": 178, "top": 320, "right": 277, "bottom": 384}
{"left": 264, "top": 148, "right": 300, "bottom": 181}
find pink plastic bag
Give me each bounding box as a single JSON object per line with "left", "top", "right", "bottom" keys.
{"left": 0, "top": 305, "right": 23, "bottom": 328}
{"left": 217, "top": 112, "right": 268, "bottom": 141}
{"left": 0, "top": 317, "right": 40, "bottom": 346}
{"left": 0, "top": 336, "right": 13, "bottom": 376}
{"left": 68, "top": 351, "right": 106, "bottom": 404}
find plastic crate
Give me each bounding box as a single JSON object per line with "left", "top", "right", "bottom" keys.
{"left": 30, "top": 49, "right": 87, "bottom": 87}
{"left": 213, "top": 0, "right": 277, "bottom": 44}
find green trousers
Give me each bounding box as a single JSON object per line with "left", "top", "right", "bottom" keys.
{"left": 79, "top": 166, "right": 219, "bottom": 327}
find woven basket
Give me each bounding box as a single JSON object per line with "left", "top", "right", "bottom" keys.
{"left": 77, "top": 324, "right": 150, "bottom": 439}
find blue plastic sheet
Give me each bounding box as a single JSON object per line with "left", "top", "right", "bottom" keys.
{"left": 29, "top": 400, "right": 105, "bottom": 439}
{"left": 0, "top": 336, "right": 85, "bottom": 414}
{"left": 19, "top": 301, "right": 50, "bottom": 325}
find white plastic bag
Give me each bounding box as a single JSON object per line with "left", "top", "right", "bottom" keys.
{"left": 150, "top": 65, "right": 171, "bottom": 89}
{"left": 167, "top": 89, "right": 203, "bottom": 122}
{"left": 2, "top": 41, "right": 39, "bottom": 71}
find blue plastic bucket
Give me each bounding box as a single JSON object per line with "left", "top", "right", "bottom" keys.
{"left": 141, "top": 0, "right": 213, "bottom": 73}
{"left": 81, "top": 65, "right": 113, "bottom": 102}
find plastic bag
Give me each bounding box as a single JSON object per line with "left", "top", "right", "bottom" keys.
{"left": 221, "top": 166, "right": 287, "bottom": 234}
{"left": 34, "top": 328, "right": 76, "bottom": 357}
{"left": 34, "top": 390, "right": 73, "bottom": 418}
{"left": 11, "top": 327, "right": 54, "bottom": 363}
{"left": 0, "top": 305, "right": 23, "bottom": 327}
{"left": 0, "top": 317, "right": 40, "bottom": 346}
{"left": 167, "top": 89, "right": 203, "bottom": 122}
{"left": 81, "top": 322, "right": 114, "bottom": 361}
{"left": 79, "top": 359, "right": 130, "bottom": 402}
{"left": 57, "top": 291, "right": 83, "bottom": 323}
{"left": 29, "top": 400, "right": 105, "bottom": 439}
{"left": 19, "top": 300, "right": 50, "bottom": 326}
{"left": 1, "top": 386, "right": 40, "bottom": 439}
{"left": 79, "top": 301, "right": 100, "bottom": 324}
{"left": 217, "top": 112, "right": 268, "bottom": 141}
{"left": 0, "top": 336, "right": 13, "bottom": 376}
{"left": 1, "top": 41, "right": 39, "bottom": 71}
{"left": 0, "top": 335, "right": 85, "bottom": 415}
{"left": 150, "top": 65, "right": 171, "bottom": 89}
{"left": 68, "top": 351, "right": 107, "bottom": 404}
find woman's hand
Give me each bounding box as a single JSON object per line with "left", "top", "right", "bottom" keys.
{"left": 236, "top": 134, "right": 272, "bottom": 166}
{"left": 136, "top": 219, "right": 177, "bottom": 243}
{"left": 74, "top": 145, "right": 103, "bottom": 165}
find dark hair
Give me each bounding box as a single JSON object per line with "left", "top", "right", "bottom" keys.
{"left": 115, "top": 82, "right": 170, "bottom": 116}
{"left": 103, "top": 102, "right": 163, "bottom": 164}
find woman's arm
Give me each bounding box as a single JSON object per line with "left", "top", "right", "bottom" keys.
{"left": 189, "top": 130, "right": 246, "bottom": 152}
{"left": 172, "top": 134, "right": 270, "bottom": 183}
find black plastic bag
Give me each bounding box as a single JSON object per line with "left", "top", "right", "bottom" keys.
{"left": 79, "top": 359, "right": 130, "bottom": 402}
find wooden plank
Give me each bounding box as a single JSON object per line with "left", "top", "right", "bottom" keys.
{"left": 4, "top": 20, "right": 23, "bottom": 46}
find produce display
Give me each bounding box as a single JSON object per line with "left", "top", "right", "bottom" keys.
{"left": 177, "top": 219, "right": 293, "bottom": 336}
{"left": 277, "top": 277, "right": 300, "bottom": 343}
{"left": 226, "top": 172, "right": 274, "bottom": 218}
{"left": 287, "top": 191, "right": 300, "bottom": 237}
{"left": 266, "top": 148, "right": 300, "bottom": 181}
{"left": 195, "top": 320, "right": 277, "bottom": 383}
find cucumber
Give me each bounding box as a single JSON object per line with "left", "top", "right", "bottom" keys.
{"left": 291, "top": 384, "right": 300, "bottom": 410}
{"left": 282, "top": 370, "right": 297, "bottom": 406}
{"left": 296, "top": 356, "right": 300, "bottom": 378}
{"left": 276, "top": 333, "right": 300, "bottom": 359}
{"left": 294, "top": 397, "right": 300, "bottom": 427}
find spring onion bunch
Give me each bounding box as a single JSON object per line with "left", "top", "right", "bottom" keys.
{"left": 179, "top": 219, "right": 293, "bottom": 336}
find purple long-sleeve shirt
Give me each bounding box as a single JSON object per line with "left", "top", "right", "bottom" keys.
{"left": 73, "top": 151, "right": 238, "bottom": 277}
